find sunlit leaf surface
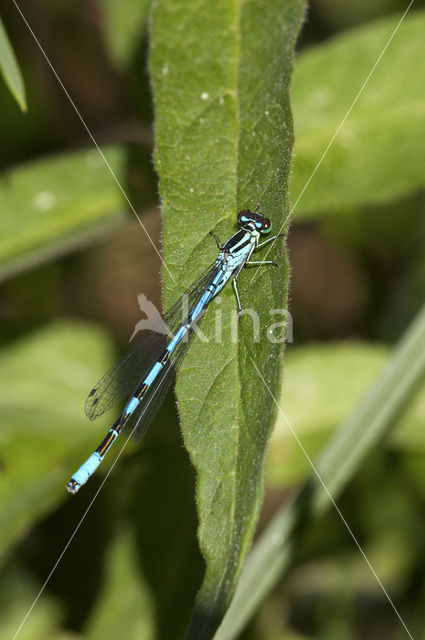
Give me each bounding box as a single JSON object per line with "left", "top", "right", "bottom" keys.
{"left": 291, "top": 10, "right": 425, "bottom": 217}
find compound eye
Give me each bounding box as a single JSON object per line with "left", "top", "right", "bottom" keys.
{"left": 262, "top": 218, "right": 272, "bottom": 232}
{"left": 237, "top": 210, "right": 250, "bottom": 223}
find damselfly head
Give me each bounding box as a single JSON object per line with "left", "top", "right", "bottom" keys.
{"left": 237, "top": 209, "right": 272, "bottom": 234}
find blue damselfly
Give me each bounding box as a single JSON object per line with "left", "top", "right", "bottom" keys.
{"left": 67, "top": 210, "right": 282, "bottom": 493}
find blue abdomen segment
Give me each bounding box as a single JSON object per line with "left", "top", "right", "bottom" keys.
{"left": 67, "top": 452, "right": 102, "bottom": 493}
{"left": 144, "top": 360, "right": 166, "bottom": 385}
{"left": 126, "top": 396, "right": 140, "bottom": 415}
{"left": 167, "top": 325, "right": 188, "bottom": 353}
{"left": 67, "top": 427, "right": 120, "bottom": 494}
{"left": 189, "top": 277, "right": 222, "bottom": 322}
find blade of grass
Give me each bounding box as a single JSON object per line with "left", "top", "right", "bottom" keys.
{"left": 0, "top": 14, "right": 26, "bottom": 111}
{"left": 215, "top": 301, "right": 425, "bottom": 640}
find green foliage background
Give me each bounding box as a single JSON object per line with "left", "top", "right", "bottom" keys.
{"left": 1, "top": 1, "right": 425, "bottom": 639}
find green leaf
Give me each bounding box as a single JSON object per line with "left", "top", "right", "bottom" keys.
{"left": 0, "top": 564, "right": 63, "bottom": 640}
{"left": 267, "top": 342, "right": 388, "bottom": 487}
{"left": 0, "top": 321, "right": 115, "bottom": 559}
{"left": 215, "top": 300, "right": 425, "bottom": 639}
{"left": 268, "top": 341, "right": 425, "bottom": 486}
{"left": 86, "top": 529, "right": 154, "bottom": 640}
{"left": 291, "top": 10, "right": 425, "bottom": 218}
{"left": 0, "top": 147, "right": 126, "bottom": 281}
{"left": 103, "top": 0, "right": 151, "bottom": 67}
{"left": 150, "top": 0, "right": 306, "bottom": 637}
{"left": 0, "top": 15, "right": 27, "bottom": 112}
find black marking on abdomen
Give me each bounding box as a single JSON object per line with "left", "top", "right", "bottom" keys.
{"left": 137, "top": 383, "right": 148, "bottom": 399}
{"left": 96, "top": 429, "right": 116, "bottom": 456}
{"left": 160, "top": 350, "right": 170, "bottom": 364}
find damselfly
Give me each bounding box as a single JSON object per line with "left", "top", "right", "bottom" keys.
{"left": 67, "top": 209, "right": 282, "bottom": 493}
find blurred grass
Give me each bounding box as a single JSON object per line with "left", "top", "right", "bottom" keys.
{"left": 0, "top": 13, "right": 26, "bottom": 111}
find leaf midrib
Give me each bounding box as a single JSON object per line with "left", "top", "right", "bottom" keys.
{"left": 194, "top": 0, "right": 245, "bottom": 632}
